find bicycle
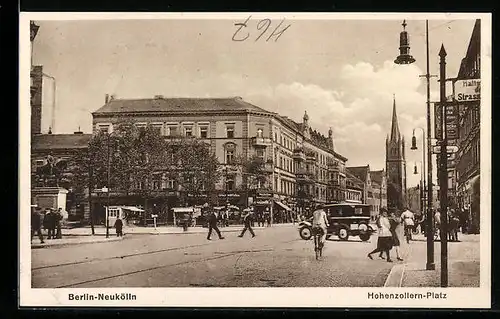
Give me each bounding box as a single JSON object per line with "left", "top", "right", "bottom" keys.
{"left": 312, "top": 227, "right": 325, "bottom": 260}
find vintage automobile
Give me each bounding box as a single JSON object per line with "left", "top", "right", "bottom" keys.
{"left": 298, "top": 203, "right": 375, "bottom": 241}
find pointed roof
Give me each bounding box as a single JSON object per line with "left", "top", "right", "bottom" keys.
{"left": 390, "top": 95, "right": 401, "bottom": 141}
{"left": 370, "top": 169, "right": 385, "bottom": 185}
{"left": 346, "top": 165, "right": 370, "bottom": 182}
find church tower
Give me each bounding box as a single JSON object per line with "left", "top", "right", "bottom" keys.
{"left": 385, "top": 95, "right": 407, "bottom": 210}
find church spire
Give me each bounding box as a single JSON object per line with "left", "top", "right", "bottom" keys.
{"left": 390, "top": 94, "right": 401, "bottom": 141}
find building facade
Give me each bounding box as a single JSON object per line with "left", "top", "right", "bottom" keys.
{"left": 30, "top": 21, "right": 42, "bottom": 136}
{"left": 91, "top": 96, "right": 348, "bottom": 221}
{"left": 455, "top": 19, "right": 481, "bottom": 234}
{"left": 386, "top": 96, "right": 407, "bottom": 210}
{"left": 346, "top": 165, "right": 387, "bottom": 221}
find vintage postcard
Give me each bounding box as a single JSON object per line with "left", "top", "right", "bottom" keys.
{"left": 19, "top": 12, "right": 491, "bottom": 308}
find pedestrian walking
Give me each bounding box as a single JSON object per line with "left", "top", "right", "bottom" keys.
{"left": 207, "top": 210, "right": 224, "bottom": 240}
{"left": 31, "top": 207, "right": 45, "bottom": 244}
{"left": 368, "top": 207, "right": 393, "bottom": 262}
{"left": 379, "top": 211, "right": 403, "bottom": 261}
{"left": 55, "top": 208, "right": 64, "bottom": 239}
{"left": 238, "top": 211, "right": 255, "bottom": 238}
{"left": 114, "top": 218, "right": 123, "bottom": 237}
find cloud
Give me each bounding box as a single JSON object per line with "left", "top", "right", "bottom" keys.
{"left": 241, "top": 60, "right": 428, "bottom": 185}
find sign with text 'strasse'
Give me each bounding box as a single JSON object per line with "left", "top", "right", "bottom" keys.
{"left": 454, "top": 79, "right": 480, "bottom": 102}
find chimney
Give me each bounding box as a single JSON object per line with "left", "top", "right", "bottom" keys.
{"left": 110, "top": 94, "right": 116, "bottom": 101}
{"left": 105, "top": 94, "right": 109, "bottom": 104}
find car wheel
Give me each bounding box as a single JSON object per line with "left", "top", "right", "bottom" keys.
{"left": 299, "top": 226, "right": 312, "bottom": 240}
{"left": 359, "top": 233, "right": 371, "bottom": 241}
{"left": 338, "top": 226, "right": 349, "bottom": 241}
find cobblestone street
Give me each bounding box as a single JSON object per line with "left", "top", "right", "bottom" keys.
{"left": 32, "top": 225, "right": 397, "bottom": 288}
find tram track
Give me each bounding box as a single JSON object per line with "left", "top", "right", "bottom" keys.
{"left": 42, "top": 239, "right": 297, "bottom": 288}
{"left": 32, "top": 241, "right": 213, "bottom": 271}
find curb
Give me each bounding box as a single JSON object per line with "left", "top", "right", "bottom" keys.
{"left": 31, "top": 237, "right": 124, "bottom": 249}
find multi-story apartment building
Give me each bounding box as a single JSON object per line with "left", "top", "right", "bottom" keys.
{"left": 30, "top": 21, "right": 42, "bottom": 136}
{"left": 455, "top": 19, "right": 481, "bottom": 233}
{"left": 345, "top": 171, "right": 364, "bottom": 204}
{"left": 91, "top": 96, "right": 348, "bottom": 222}
{"left": 346, "top": 165, "right": 387, "bottom": 220}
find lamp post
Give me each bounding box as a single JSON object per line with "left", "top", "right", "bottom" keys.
{"left": 411, "top": 127, "right": 426, "bottom": 218}
{"left": 395, "top": 19, "right": 435, "bottom": 271}
{"left": 413, "top": 161, "right": 424, "bottom": 216}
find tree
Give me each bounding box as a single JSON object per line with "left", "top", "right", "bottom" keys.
{"left": 173, "top": 137, "right": 221, "bottom": 205}
{"left": 235, "top": 155, "right": 271, "bottom": 192}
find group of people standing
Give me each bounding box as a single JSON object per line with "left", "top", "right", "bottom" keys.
{"left": 367, "top": 207, "right": 415, "bottom": 263}
{"left": 31, "top": 207, "right": 65, "bottom": 243}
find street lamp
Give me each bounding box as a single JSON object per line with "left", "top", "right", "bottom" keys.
{"left": 413, "top": 161, "right": 425, "bottom": 217}
{"left": 395, "top": 19, "right": 435, "bottom": 271}
{"left": 411, "top": 127, "right": 427, "bottom": 216}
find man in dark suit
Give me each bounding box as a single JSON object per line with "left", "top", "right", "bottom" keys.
{"left": 238, "top": 211, "right": 256, "bottom": 238}
{"left": 207, "top": 210, "right": 224, "bottom": 240}
{"left": 31, "top": 207, "right": 45, "bottom": 243}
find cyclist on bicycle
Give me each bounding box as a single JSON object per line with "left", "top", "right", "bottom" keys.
{"left": 400, "top": 208, "right": 415, "bottom": 243}
{"left": 312, "top": 205, "right": 329, "bottom": 249}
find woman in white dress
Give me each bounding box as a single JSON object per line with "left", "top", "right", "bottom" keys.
{"left": 367, "top": 207, "right": 393, "bottom": 262}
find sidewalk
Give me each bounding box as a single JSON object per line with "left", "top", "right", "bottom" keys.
{"left": 386, "top": 233, "right": 480, "bottom": 287}
{"left": 31, "top": 236, "right": 123, "bottom": 249}
{"left": 60, "top": 223, "right": 296, "bottom": 236}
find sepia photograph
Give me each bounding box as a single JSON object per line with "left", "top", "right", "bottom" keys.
{"left": 19, "top": 12, "right": 491, "bottom": 308}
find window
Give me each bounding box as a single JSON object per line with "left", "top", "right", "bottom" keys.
{"left": 226, "top": 125, "right": 235, "bottom": 138}
{"left": 152, "top": 177, "right": 161, "bottom": 190}
{"left": 274, "top": 132, "right": 278, "bottom": 142}
{"left": 98, "top": 124, "right": 110, "bottom": 134}
{"left": 226, "top": 175, "right": 235, "bottom": 191}
{"left": 184, "top": 126, "right": 193, "bottom": 137}
{"left": 136, "top": 123, "right": 147, "bottom": 133}
{"left": 226, "top": 150, "right": 234, "bottom": 164}
{"left": 167, "top": 125, "right": 179, "bottom": 136}
{"left": 200, "top": 126, "right": 208, "bottom": 138}
{"left": 256, "top": 148, "right": 264, "bottom": 159}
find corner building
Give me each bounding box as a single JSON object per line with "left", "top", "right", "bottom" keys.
{"left": 92, "top": 96, "right": 348, "bottom": 218}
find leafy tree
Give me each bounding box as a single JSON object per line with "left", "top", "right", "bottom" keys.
{"left": 173, "top": 137, "right": 221, "bottom": 205}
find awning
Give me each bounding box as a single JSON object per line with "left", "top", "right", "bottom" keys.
{"left": 275, "top": 201, "right": 291, "bottom": 211}
{"left": 122, "top": 206, "right": 145, "bottom": 212}
{"left": 171, "top": 207, "right": 194, "bottom": 213}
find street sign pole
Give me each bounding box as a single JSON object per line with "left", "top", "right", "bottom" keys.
{"left": 438, "top": 44, "right": 449, "bottom": 287}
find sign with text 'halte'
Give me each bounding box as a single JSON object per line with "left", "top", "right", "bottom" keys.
{"left": 454, "top": 79, "right": 480, "bottom": 102}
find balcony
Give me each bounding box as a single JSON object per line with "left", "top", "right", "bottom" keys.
{"left": 251, "top": 136, "right": 272, "bottom": 147}
{"left": 293, "top": 148, "right": 306, "bottom": 161}
{"left": 305, "top": 152, "right": 317, "bottom": 163}
{"left": 328, "top": 179, "right": 340, "bottom": 187}
{"left": 296, "top": 168, "right": 315, "bottom": 184}
{"left": 327, "top": 162, "right": 339, "bottom": 172}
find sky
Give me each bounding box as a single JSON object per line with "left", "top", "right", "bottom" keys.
{"left": 30, "top": 16, "right": 480, "bottom": 187}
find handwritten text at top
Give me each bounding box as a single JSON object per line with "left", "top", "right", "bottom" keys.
{"left": 232, "top": 16, "right": 291, "bottom": 42}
